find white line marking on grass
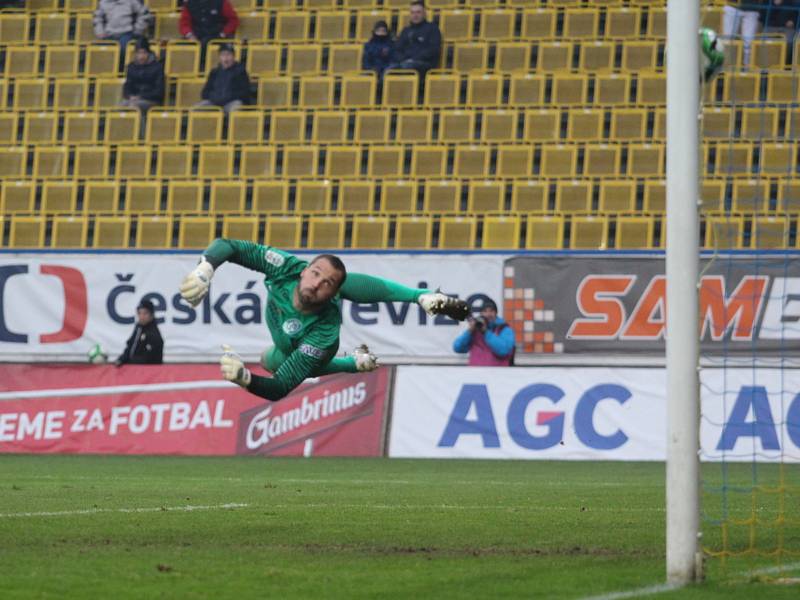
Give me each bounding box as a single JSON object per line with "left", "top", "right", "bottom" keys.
{"left": 263, "top": 503, "right": 662, "bottom": 513}
{"left": 0, "top": 380, "right": 232, "bottom": 401}
{"left": 0, "top": 502, "right": 248, "bottom": 518}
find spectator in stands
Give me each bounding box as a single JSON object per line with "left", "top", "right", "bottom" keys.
{"left": 94, "top": 0, "right": 151, "bottom": 51}
{"left": 363, "top": 20, "right": 397, "bottom": 76}
{"left": 179, "top": 0, "right": 239, "bottom": 46}
{"left": 761, "top": 0, "right": 800, "bottom": 49}
{"left": 452, "top": 297, "right": 515, "bottom": 367}
{"left": 115, "top": 299, "right": 164, "bottom": 366}
{"left": 195, "top": 43, "right": 250, "bottom": 113}
{"left": 120, "top": 38, "right": 165, "bottom": 113}
{"left": 723, "top": 1, "right": 762, "bottom": 67}
{"left": 386, "top": 1, "right": 442, "bottom": 77}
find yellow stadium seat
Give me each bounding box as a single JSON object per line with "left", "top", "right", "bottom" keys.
{"left": 367, "top": 146, "right": 405, "bottom": 178}
{"left": 482, "top": 215, "right": 520, "bottom": 250}
{"left": 752, "top": 217, "right": 789, "bottom": 249}
{"left": 324, "top": 145, "right": 362, "bottom": 179}
{"left": 701, "top": 180, "right": 726, "bottom": 214}
{"left": 41, "top": 181, "right": 78, "bottom": 213}
{"left": 146, "top": 110, "right": 182, "bottom": 143}
{"left": 537, "top": 42, "right": 573, "bottom": 72}
{"left": 238, "top": 12, "right": 269, "bottom": 42}
{"left": 0, "top": 112, "right": 16, "bottom": 144}
{"left": 522, "top": 8, "right": 557, "bottom": 39}
{"left": 13, "top": 78, "right": 48, "bottom": 110}
{"left": 222, "top": 216, "right": 258, "bottom": 242}
{"left": 269, "top": 110, "right": 305, "bottom": 143}
{"left": 74, "top": 147, "right": 110, "bottom": 179}
{"left": 264, "top": 0, "right": 295, "bottom": 9}
{"left": 571, "top": 215, "right": 608, "bottom": 249}
{"left": 228, "top": 109, "right": 265, "bottom": 144}
{"left": 252, "top": 181, "right": 289, "bottom": 213}
{"left": 275, "top": 12, "right": 309, "bottom": 42}
{"left": 616, "top": 216, "right": 654, "bottom": 249}
{"left": 701, "top": 5, "right": 724, "bottom": 31}
{"left": 116, "top": 146, "right": 152, "bottom": 179}
{"left": 552, "top": 74, "right": 588, "bottom": 105}
{"left": 642, "top": 179, "right": 665, "bottom": 213}
{"left": 439, "top": 216, "right": 477, "bottom": 249}
{"left": 380, "top": 180, "right": 418, "bottom": 213}
{"left": 157, "top": 146, "right": 192, "bottom": 178}
{"left": 329, "top": 44, "right": 363, "bottom": 75}
{"left": 424, "top": 71, "right": 461, "bottom": 107}
{"left": 496, "top": 145, "right": 533, "bottom": 178}
{"left": 43, "top": 45, "right": 79, "bottom": 78}
{"left": 423, "top": 180, "right": 461, "bottom": 213}
{"left": 509, "top": 73, "right": 546, "bottom": 106}
{"left": 51, "top": 216, "right": 88, "bottom": 248}
{"left": 439, "top": 109, "right": 475, "bottom": 142}
{"left": 10, "top": 216, "right": 46, "bottom": 248}
{"left": 752, "top": 39, "right": 785, "bottom": 70}
{"left": 628, "top": 143, "right": 664, "bottom": 177}
{"left": 714, "top": 143, "right": 753, "bottom": 176}
{"left": 6, "top": 47, "right": 39, "bottom": 78}
{"left": 167, "top": 181, "right": 203, "bottom": 213}
{"left": 439, "top": 9, "right": 475, "bottom": 41}
{"left": 594, "top": 73, "right": 631, "bottom": 106}
{"left": 704, "top": 216, "right": 744, "bottom": 249}
{"left": 136, "top": 215, "right": 173, "bottom": 248}
{"left": 564, "top": 8, "right": 599, "bottom": 39}
{"left": 174, "top": 78, "right": 206, "bottom": 108}
{"left": 287, "top": 44, "right": 322, "bottom": 75}
{"left": 188, "top": 109, "right": 223, "bottom": 143}
{"left": 480, "top": 109, "right": 516, "bottom": 142}
{"left": 0, "top": 12, "right": 29, "bottom": 45}
{"left": 241, "top": 146, "right": 276, "bottom": 178}
{"left": 95, "top": 77, "right": 126, "bottom": 108}
{"left": 54, "top": 79, "right": 89, "bottom": 108}
{"left": 0, "top": 80, "right": 6, "bottom": 110}
{"left": 495, "top": 42, "right": 532, "bottom": 71}
{"left": 466, "top": 73, "right": 502, "bottom": 106}
{"left": 584, "top": 143, "right": 621, "bottom": 177}
{"left": 395, "top": 216, "right": 432, "bottom": 249}
{"left": 523, "top": 108, "right": 560, "bottom": 142}
{"left": 84, "top": 181, "right": 120, "bottom": 213}
{"left": 338, "top": 181, "right": 375, "bottom": 213}
{"left": 636, "top": 71, "right": 665, "bottom": 105}
{"left": 610, "top": 108, "right": 647, "bottom": 140}
{"left": 526, "top": 215, "right": 564, "bottom": 249}
{"left": 578, "top": 41, "right": 615, "bottom": 73}
{"left": 101, "top": 110, "right": 139, "bottom": 145}
{"left": 567, "top": 109, "right": 603, "bottom": 141}
{"left": 740, "top": 107, "right": 779, "bottom": 140}
{"left": 605, "top": 7, "right": 641, "bottom": 39}
{"left": 314, "top": 11, "right": 349, "bottom": 42}
{"left": 722, "top": 72, "right": 760, "bottom": 104}
{"left": 555, "top": 180, "right": 592, "bottom": 213}
{"left": 199, "top": 146, "right": 234, "bottom": 178}
{"left": 93, "top": 216, "right": 131, "bottom": 248}
{"left": 511, "top": 180, "right": 548, "bottom": 213}
{"left": 777, "top": 180, "right": 800, "bottom": 213}
{"left": 35, "top": 13, "right": 69, "bottom": 44}
{"left": 33, "top": 147, "right": 68, "bottom": 179}
{"left": 761, "top": 142, "right": 795, "bottom": 176}
{"left": 1, "top": 181, "right": 36, "bottom": 214}
{"left": 312, "top": 111, "right": 348, "bottom": 144}
{"left": 395, "top": 110, "right": 431, "bottom": 143}
{"left": 480, "top": 9, "right": 515, "bottom": 41}
{"left": 731, "top": 179, "right": 769, "bottom": 213}
{"left": 766, "top": 72, "right": 797, "bottom": 103}
{"left": 246, "top": 44, "right": 282, "bottom": 76}
{"left": 264, "top": 216, "right": 302, "bottom": 249}
{"left": 63, "top": 111, "right": 99, "bottom": 145}
{"left": 307, "top": 216, "right": 345, "bottom": 249}
{"left": 256, "top": 76, "right": 292, "bottom": 108}
{"left": 165, "top": 42, "right": 200, "bottom": 77}
{"left": 341, "top": 73, "right": 377, "bottom": 107}
{"left": 453, "top": 42, "right": 489, "bottom": 71}
{"left": 453, "top": 145, "right": 490, "bottom": 178}
{"left": 23, "top": 112, "right": 59, "bottom": 145}
{"left": 353, "top": 110, "right": 390, "bottom": 143}
{"left": 179, "top": 216, "right": 216, "bottom": 249}
{"left": 653, "top": 108, "right": 666, "bottom": 140}
{"left": 787, "top": 109, "right": 800, "bottom": 138}
{"left": 598, "top": 180, "right": 637, "bottom": 213}
{"left": 154, "top": 13, "right": 182, "bottom": 41}
{"left": 210, "top": 181, "right": 246, "bottom": 213}
{"left": 300, "top": 76, "right": 335, "bottom": 108}
{"left": 540, "top": 144, "right": 578, "bottom": 177}
{"left": 355, "top": 9, "right": 391, "bottom": 40}
{"left": 467, "top": 180, "right": 505, "bottom": 213}
{"left": 410, "top": 145, "right": 447, "bottom": 178}
{"left": 85, "top": 44, "right": 120, "bottom": 77}
{"left": 352, "top": 216, "right": 389, "bottom": 249}
{"left": 702, "top": 106, "right": 734, "bottom": 140}
{"left": 383, "top": 71, "right": 422, "bottom": 108}
{"left": 282, "top": 145, "right": 319, "bottom": 178}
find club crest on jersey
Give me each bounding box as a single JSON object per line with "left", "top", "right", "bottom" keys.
{"left": 265, "top": 250, "right": 285, "bottom": 267}
{"left": 282, "top": 319, "right": 302, "bottom": 335}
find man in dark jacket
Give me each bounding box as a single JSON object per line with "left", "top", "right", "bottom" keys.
{"left": 387, "top": 1, "right": 442, "bottom": 76}
{"left": 115, "top": 299, "right": 164, "bottom": 366}
{"left": 195, "top": 43, "right": 250, "bottom": 113}
{"left": 120, "top": 38, "right": 164, "bottom": 113}
{"left": 179, "top": 0, "right": 239, "bottom": 46}
{"left": 363, "top": 20, "right": 396, "bottom": 76}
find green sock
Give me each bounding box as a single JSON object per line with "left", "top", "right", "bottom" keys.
{"left": 339, "top": 272, "right": 429, "bottom": 303}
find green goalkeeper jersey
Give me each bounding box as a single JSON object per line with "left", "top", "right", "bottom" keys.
{"left": 203, "top": 239, "right": 341, "bottom": 400}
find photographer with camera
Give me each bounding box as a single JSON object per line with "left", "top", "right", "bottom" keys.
{"left": 452, "top": 297, "right": 515, "bottom": 366}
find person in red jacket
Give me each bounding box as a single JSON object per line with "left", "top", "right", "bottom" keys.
{"left": 179, "top": 0, "right": 238, "bottom": 46}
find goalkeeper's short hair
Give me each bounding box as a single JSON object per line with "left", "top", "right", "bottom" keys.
{"left": 310, "top": 254, "right": 347, "bottom": 287}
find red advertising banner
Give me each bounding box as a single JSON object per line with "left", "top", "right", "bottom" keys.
{"left": 0, "top": 364, "right": 390, "bottom": 457}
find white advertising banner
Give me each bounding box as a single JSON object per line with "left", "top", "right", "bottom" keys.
{"left": 389, "top": 367, "right": 800, "bottom": 462}
{"left": 0, "top": 253, "right": 503, "bottom": 361}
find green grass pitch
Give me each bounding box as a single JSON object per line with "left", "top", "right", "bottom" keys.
{"left": 0, "top": 456, "right": 798, "bottom": 599}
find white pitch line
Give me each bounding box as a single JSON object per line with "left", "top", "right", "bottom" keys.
{"left": 0, "top": 380, "right": 233, "bottom": 401}
{"left": 263, "top": 503, "right": 662, "bottom": 513}
{"left": 579, "top": 561, "right": 800, "bottom": 600}
{"left": 0, "top": 502, "right": 249, "bottom": 518}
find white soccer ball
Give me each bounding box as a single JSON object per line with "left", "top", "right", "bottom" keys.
{"left": 87, "top": 343, "right": 108, "bottom": 364}
{"left": 700, "top": 27, "right": 725, "bottom": 82}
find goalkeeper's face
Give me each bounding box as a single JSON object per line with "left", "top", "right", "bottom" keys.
{"left": 297, "top": 258, "right": 345, "bottom": 309}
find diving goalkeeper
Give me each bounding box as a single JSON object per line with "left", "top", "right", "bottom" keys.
{"left": 179, "top": 238, "right": 469, "bottom": 401}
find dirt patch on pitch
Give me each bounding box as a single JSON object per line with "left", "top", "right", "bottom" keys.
{"left": 298, "top": 543, "right": 656, "bottom": 558}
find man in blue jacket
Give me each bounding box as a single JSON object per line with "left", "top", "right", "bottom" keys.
{"left": 387, "top": 1, "right": 442, "bottom": 77}
{"left": 453, "top": 298, "right": 516, "bottom": 367}
{"left": 121, "top": 38, "right": 165, "bottom": 114}
{"left": 195, "top": 43, "right": 250, "bottom": 113}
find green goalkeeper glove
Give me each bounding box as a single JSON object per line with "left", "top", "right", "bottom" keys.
{"left": 220, "top": 344, "right": 251, "bottom": 387}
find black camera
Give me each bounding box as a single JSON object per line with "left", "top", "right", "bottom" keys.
{"left": 471, "top": 315, "right": 488, "bottom": 332}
